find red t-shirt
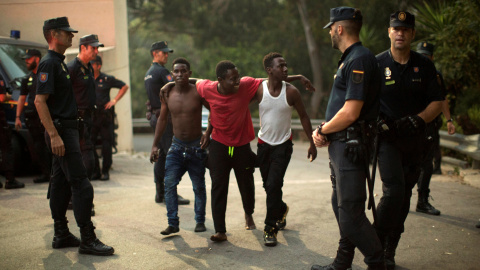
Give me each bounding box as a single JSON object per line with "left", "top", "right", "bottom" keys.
{"left": 197, "top": 77, "right": 262, "bottom": 147}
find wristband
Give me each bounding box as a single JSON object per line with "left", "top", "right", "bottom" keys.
{"left": 446, "top": 118, "right": 453, "bottom": 123}
{"left": 317, "top": 122, "right": 327, "bottom": 136}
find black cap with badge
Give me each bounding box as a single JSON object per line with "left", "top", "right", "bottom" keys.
{"left": 43, "top": 16, "right": 78, "bottom": 33}
{"left": 323, "top": 6, "right": 362, "bottom": 29}
{"left": 390, "top": 11, "right": 415, "bottom": 28}
{"left": 416, "top": 42, "right": 434, "bottom": 56}
{"left": 150, "top": 41, "right": 174, "bottom": 53}
{"left": 22, "top": 49, "right": 42, "bottom": 59}
{"left": 79, "top": 34, "right": 104, "bottom": 47}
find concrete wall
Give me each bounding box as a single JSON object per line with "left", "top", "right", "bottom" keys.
{"left": 0, "top": 0, "right": 133, "bottom": 152}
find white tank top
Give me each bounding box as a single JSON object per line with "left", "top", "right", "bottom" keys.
{"left": 258, "top": 80, "right": 292, "bottom": 145}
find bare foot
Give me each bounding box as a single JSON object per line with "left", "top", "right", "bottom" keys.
{"left": 210, "top": 232, "right": 227, "bottom": 242}
{"left": 245, "top": 213, "right": 256, "bottom": 230}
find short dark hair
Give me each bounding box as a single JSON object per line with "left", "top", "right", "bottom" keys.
{"left": 43, "top": 29, "right": 57, "bottom": 43}
{"left": 216, "top": 60, "right": 236, "bottom": 79}
{"left": 172, "top": 57, "right": 190, "bottom": 70}
{"left": 340, "top": 10, "right": 363, "bottom": 36}
{"left": 263, "top": 52, "right": 283, "bottom": 70}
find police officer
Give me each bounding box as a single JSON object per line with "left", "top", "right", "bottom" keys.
{"left": 0, "top": 75, "right": 25, "bottom": 189}
{"left": 375, "top": 12, "right": 443, "bottom": 269}
{"left": 67, "top": 34, "right": 103, "bottom": 179}
{"left": 415, "top": 41, "right": 456, "bottom": 216}
{"left": 35, "top": 16, "right": 114, "bottom": 255}
{"left": 145, "top": 41, "right": 189, "bottom": 205}
{"left": 312, "top": 7, "right": 384, "bottom": 270}
{"left": 15, "top": 49, "right": 52, "bottom": 184}
{"left": 90, "top": 55, "right": 129, "bottom": 180}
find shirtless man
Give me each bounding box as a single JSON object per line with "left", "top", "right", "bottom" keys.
{"left": 150, "top": 57, "right": 210, "bottom": 235}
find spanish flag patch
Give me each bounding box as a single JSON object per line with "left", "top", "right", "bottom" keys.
{"left": 352, "top": 70, "right": 364, "bottom": 83}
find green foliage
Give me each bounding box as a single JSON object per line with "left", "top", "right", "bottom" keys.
{"left": 467, "top": 105, "right": 480, "bottom": 129}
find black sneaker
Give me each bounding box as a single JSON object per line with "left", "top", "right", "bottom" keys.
{"left": 194, "top": 223, "right": 207, "bottom": 232}
{"left": 276, "top": 205, "right": 289, "bottom": 230}
{"left": 263, "top": 227, "right": 277, "bottom": 247}
{"left": 161, "top": 226, "right": 179, "bottom": 235}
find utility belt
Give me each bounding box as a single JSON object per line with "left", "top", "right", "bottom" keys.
{"left": 77, "top": 108, "right": 93, "bottom": 120}
{"left": 53, "top": 118, "right": 79, "bottom": 129}
{"left": 326, "top": 120, "right": 376, "bottom": 143}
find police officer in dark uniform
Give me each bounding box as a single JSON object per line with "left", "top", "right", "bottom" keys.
{"left": 145, "top": 41, "right": 189, "bottom": 205}
{"left": 375, "top": 12, "right": 443, "bottom": 270}
{"left": 312, "top": 7, "right": 384, "bottom": 270}
{"left": 67, "top": 34, "right": 103, "bottom": 179}
{"left": 15, "top": 49, "right": 52, "bottom": 184}
{"left": 0, "top": 76, "right": 25, "bottom": 189}
{"left": 91, "top": 55, "right": 129, "bottom": 180}
{"left": 35, "top": 16, "right": 114, "bottom": 255}
{"left": 415, "top": 41, "right": 456, "bottom": 216}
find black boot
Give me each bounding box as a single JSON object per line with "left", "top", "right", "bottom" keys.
{"left": 311, "top": 248, "right": 354, "bottom": 270}
{"left": 5, "top": 179, "right": 25, "bottom": 189}
{"left": 52, "top": 219, "right": 80, "bottom": 249}
{"left": 155, "top": 182, "right": 164, "bottom": 203}
{"left": 416, "top": 191, "right": 441, "bottom": 215}
{"left": 385, "top": 233, "right": 401, "bottom": 270}
{"left": 367, "top": 262, "right": 386, "bottom": 270}
{"left": 79, "top": 222, "right": 114, "bottom": 256}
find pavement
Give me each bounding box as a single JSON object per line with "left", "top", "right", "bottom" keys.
{"left": 1, "top": 136, "right": 479, "bottom": 270}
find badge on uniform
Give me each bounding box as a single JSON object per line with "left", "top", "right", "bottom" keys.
{"left": 81, "top": 67, "right": 85, "bottom": 74}
{"left": 339, "top": 63, "right": 345, "bottom": 69}
{"left": 385, "top": 67, "right": 392, "bottom": 79}
{"left": 414, "top": 67, "right": 419, "bottom": 73}
{"left": 0, "top": 80, "right": 4, "bottom": 87}
{"left": 40, "top": 73, "right": 48, "bottom": 83}
{"left": 61, "top": 64, "right": 67, "bottom": 73}
{"left": 29, "top": 76, "right": 33, "bottom": 82}
{"left": 352, "top": 70, "right": 364, "bottom": 84}
{"left": 166, "top": 74, "right": 173, "bottom": 81}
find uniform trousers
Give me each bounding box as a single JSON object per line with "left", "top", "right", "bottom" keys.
{"left": 418, "top": 122, "right": 439, "bottom": 194}
{"left": 46, "top": 127, "right": 94, "bottom": 227}
{"left": 79, "top": 111, "right": 94, "bottom": 179}
{"left": 257, "top": 140, "right": 292, "bottom": 228}
{"left": 376, "top": 134, "right": 424, "bottom": 237}
{"left": 208, "top": 139, "right": 256, "bottom": 233}
{"left": 328, "top": 140, "right": 384, "bottom": 265}
{"left": 91, "top": 108, "right": 113, "bottom": 174}
{"left": 164, "top": 136, "right": 206, "bottom": 227}
{"left": 25, "top": 110, "right": 52, "bottom": 179}
{"left": 0, "top": 109, "right": 15, "bottom": 180}
{"left": 149, "top": 113, "right": 173, "bottom": 192}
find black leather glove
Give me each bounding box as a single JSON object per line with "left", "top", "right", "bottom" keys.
{"left": 344, "top": 138, "right": 366, "bottom": 164}
{"left": 395, "top": 115, "right": 426, "bottom": 137}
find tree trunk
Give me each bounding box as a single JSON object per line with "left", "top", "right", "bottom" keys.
{"left": 296, "top": 0, "right": 325, "bottom": 118}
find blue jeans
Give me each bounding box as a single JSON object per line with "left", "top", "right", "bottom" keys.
{"left": 164, "top": 136, "right": 207, "bottom": 227}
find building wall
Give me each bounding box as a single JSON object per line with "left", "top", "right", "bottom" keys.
{"left": 0, "top": 0, "right": 133, "bottom": 152}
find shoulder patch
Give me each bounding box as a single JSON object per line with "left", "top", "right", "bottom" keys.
{"left": 166, "top": 74, "right": 173, "bottom": 81}
{"left": 0, "top": 80, "right": 4, "bottom": 87}
{"left": 39, "top": 72, "right": 48, "bottom": 83}
{"left": 352, "top": 70, "right": 364, "bottom": 84}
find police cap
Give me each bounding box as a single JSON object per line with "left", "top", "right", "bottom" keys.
{"left": 90, "top": 55, "right": 102, "bottom": 65}
{"left": 22, "top": 49, "right": 42, "bottom": 59}
{"left": 43, "top": 16, "right": 78, "bottom": 33}
{"left": 150, "top": 41, "right": 173, "bottom": 53}
{"left": 79, "top": 34, "right": 104, "bottom": 48}
{"left": 416, "top": 42, "right": 434, "bottom": 56}
{"left": 323, "top": 7, "right": 362, "bottom": 29}
{"left": 390, "top": 11, "right": 415, "bottom": 28}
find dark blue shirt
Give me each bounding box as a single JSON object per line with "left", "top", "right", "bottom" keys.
{"left": 95, "top": 72, "right": 126, "bottom": 108}
{"left": 67, "top": 57, "right": 96, "bottom": 110}
{"left": 36, "top": 50, "right": 78, "bottom": 120}
{"left": 20, "top": 72, "right": 38, "bottom": 112}
{"left": 144, "top": 62, "right": 173, "bottom": 109}
{"left": 325, "top": 42, "right": 381, "bottom": 123}
{"left": 376, "top": 50, "right": 444, "bottom": 120}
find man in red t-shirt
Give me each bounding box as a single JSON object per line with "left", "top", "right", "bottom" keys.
{"left": 196, "top": 61, "right": 261, "bottom": 242}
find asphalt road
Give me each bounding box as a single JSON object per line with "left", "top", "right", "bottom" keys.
{"left": 1, "top": 136, "right": 479, "bottom": 270}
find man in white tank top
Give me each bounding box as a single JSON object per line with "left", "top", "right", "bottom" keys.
{"left": 253, "top": 52, "right": 317, "bottom": 247}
